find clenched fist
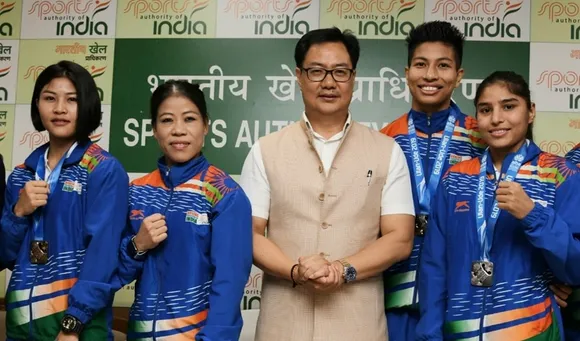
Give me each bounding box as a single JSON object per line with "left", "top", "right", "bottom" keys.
{"left": 14, "top": 181, "right": 49, "bottom": 217}
{"left": 133, "top": 213, "right": 168, "bottom": 252}
{"left": 496, "top": 181, "right": 535, "bottom": 220}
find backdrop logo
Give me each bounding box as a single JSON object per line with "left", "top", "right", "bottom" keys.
{"left": 0, "top": 2, "right": 15, "bottom": 16}
{"left": 570, "top": 119, "right": 580, "bottom": 129}
{"left": 91, "top": 65, "right": 106, "bottom": 101}
{"left": 537, "top": 1, "right": 580, "bottom": 39}
{"left": 91, "top": 65, "right": 106, "bottom": 78}
{"left": 19, "top": 131, "right": 49, "bottom": 151}
{"left": 536, "top": 70, "right": 580, "bottom": 110}
{"left": 27, "top": 0, "right": 111, "bottom": 36}
{"left": 431, "top": 0, "right": 523, "bottom": 39}
{"left": 223, "top": 0, "right": 312, "bottom": 36}
{"left": 0, "top": 1, "right": 15, "bottom": 36}
{"left": 23, "top": 65, "right": 45, "bottom": 81}
{"left": 123, "top": 0, "right": 209, "bottom": 36}
{"left": 0, "top": 66, "right": 10, "bottom": 78}
{"left": 539, "top": 140, "right": 577, "bottom": 155}
{"left": 326, "top": 0, "right": 417, "bottom": 37}
{"left": 242, "top": 271, "right": 262, "bottom": 310}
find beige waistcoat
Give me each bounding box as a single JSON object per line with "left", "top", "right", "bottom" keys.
{"left": 255, "top": 119, "right": 395, "bottom": 341}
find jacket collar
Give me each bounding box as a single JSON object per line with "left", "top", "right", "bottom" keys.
{"left": 484, "top": 139, "right": 541, "bottom": 176}
{"left": 24, "top": 140, "right": 93, "bottom": 172}
{"left": 157, "top": 153, "right": 209, "bottom": 188}
{"left": 408, "top": 101, "right": 460, "bottom": 135}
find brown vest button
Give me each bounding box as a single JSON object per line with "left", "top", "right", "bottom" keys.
{"left": 318, "top": 193, "right": 325, "bottom": 201}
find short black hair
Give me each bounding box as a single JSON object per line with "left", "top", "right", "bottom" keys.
{"left": 150, "top": 80, "right": 208, "bottom": 126}
{"left": 31, "top": 60, "right": 101, "bottom": 142}
{"left": 474, "top": 71, "right": 534, "bottom": 141}
{"left": 294, "top": 27, "right": 360, "bottom": 69}
{"left": 406, "top": 21, "right": 465, "bottom": 69}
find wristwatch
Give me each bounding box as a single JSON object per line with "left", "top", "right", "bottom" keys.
{"left": 128, "top": 235, "right": 147, "bottom": 261}
{"left": 339, "top": 259, "right": 357, "bottom": 283}
{"left": 61, "top": 314, "right": 83, "bottom": 335}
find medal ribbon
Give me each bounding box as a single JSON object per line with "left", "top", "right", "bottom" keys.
{"left": 407, "top": 103, "right": 459, "bottom": 215}
{"left": 32, "top": 143, "right": 77, "bottom": 242}
{"left": 476, "top": 142, "right": 527, "bottom": 261}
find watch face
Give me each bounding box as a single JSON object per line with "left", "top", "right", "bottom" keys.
{"left": 62, "top": 316, "right": 77, "bottom": 330}
{"left": 345, "top": 267, "right": 357, "bottom": 282}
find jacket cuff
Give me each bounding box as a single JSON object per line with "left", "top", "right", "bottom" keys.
{"left": 65, "top": 305, "right": 92, "bottom": 325}
{"left": 8, "top": 205, "right": 30, "bottom": 224}
{"left": 4, "top": 206, "right": 31, "bottom": 238}
{"left": 521, "top": 202, "right": 546, "bottom": 230}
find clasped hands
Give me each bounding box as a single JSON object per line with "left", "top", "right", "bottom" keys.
{"left": 292, "top": 253, "right": 344, "bottom": 293}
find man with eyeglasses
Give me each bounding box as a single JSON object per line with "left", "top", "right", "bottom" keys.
{"left": 240, "top": 27, "right": 415, "bottom": 341}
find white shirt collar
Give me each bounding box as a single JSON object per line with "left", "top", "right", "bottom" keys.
{"left": 302, "top": 111, "right": 351, "bottom": 142}
{"left": 44, "top": 142, "right": 78, "bottom": 173}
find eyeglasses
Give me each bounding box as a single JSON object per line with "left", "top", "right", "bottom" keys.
{"left": 301, "top": 67, "right": 354, "bottom": 83}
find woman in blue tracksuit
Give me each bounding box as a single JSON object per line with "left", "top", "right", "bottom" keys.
{"left": 0, "top": 60, "right": 129, "bottom": 340}
{"left": 115, "top": 80, "right": 253, "bottom": 340}
{"left": 380, "top": 22, "right": 486, "bottom": 341}
{"left": 416, "top": 71, "right": 580, "bottom": 341}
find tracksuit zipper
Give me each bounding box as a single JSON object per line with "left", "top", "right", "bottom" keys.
{"left": 152, "top": 167, "right": 174, "bottom": 340}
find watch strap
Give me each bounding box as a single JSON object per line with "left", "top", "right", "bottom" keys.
{"left": 128, "top": 235, "right": 147, "bottom": 260}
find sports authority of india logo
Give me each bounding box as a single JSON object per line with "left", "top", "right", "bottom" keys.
{"left": 0, "top": 65, "right": 10, "bottom": 101}
{"left": 224, "top": 0, "right": 312, "bottom": 35}
{"left": 123, "top": 0, "right": 209, "bottom": 36}
{"left": 27, "top": 0, "right": 111, "bottom": 36}
{"left": 90, "top": 65, "right": 106, "bottom": 101}
{"left": 432, "top": 0, "right": 524, "bottom": 39}
{"left": 537, "top": 1, "right": 580, "bottom": 40}
{"left": 326, "top": 0, "right": 417, "bottom": 37}
{"left": 536, "top": 70, "right": 580, "bottom": 110}
{"left": 0, "top": 1, "right": 16, "bottom": 37}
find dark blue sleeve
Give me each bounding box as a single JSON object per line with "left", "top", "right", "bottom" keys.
{"left": 521, "top": 173, "right": 580, "bottom": 285}
{"left": 111, "top": 218, "right": 146, "bottom": 291}
{"left": 195, "top": 188, "right": 253, "bottom": 341}
{"left": 111, "top": 186, "right": 146, "bottom": 291}
{"left": 416, "top": 180, "right": 449, "bottom": 341}
{"left": 0, "top": 170, "right": 32, "bottom": 269}
{"left": 66, "top": 159, "right": 129, "bottom": 324}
